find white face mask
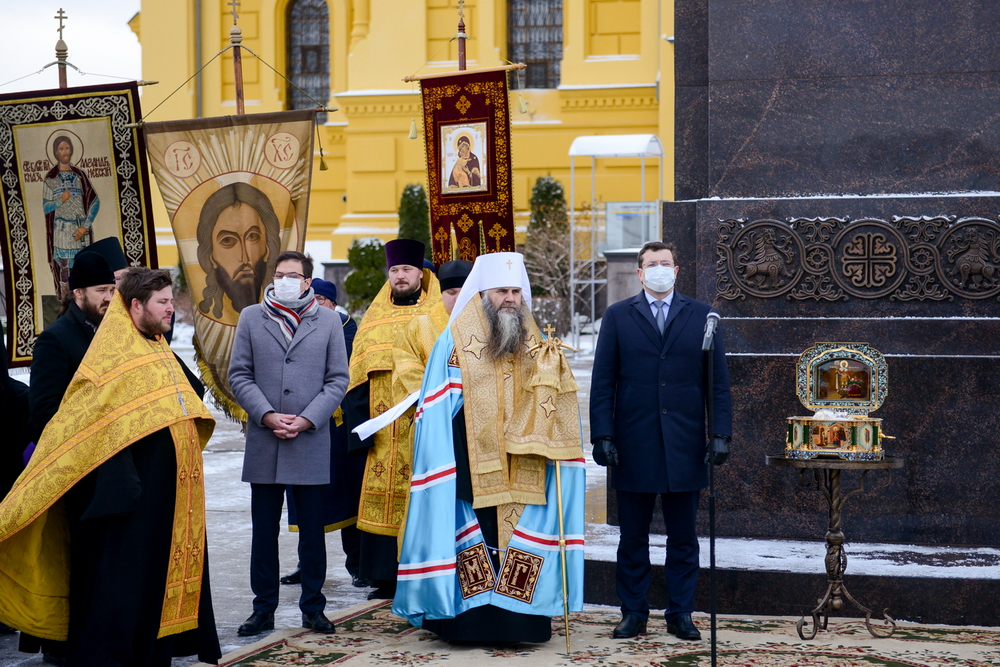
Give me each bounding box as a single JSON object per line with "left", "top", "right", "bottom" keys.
{"left": 643, "top": 265, "right": 676, "bottom": 293}
{"left": 273, "top": 276, "right": 303, "bottom": 301}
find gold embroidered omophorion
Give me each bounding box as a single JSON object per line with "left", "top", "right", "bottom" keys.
{"left": 451, "top": 298, "right": 582, "bottom": 511}
{"left": 349, "top": 269, "right": 444, "bottom": 536}
{"left": 0, "top": 294, "right": 214, "bottom": 641}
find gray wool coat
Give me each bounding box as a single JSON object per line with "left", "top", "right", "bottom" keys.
{"left": 229, "top": 304, "right": 349, "bottom": 485}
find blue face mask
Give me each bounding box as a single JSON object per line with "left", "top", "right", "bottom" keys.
{"left": 643, "top": 265, "right": 675, "bottom": 293}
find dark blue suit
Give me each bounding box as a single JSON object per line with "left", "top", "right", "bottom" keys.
{"left": 590, "top": 290, "right": 732, "bottom": 621}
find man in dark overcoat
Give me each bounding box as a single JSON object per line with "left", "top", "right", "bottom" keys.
{"left": 589, "top": 241, "right": 732, "bottom": 641}
{"left": 27, "top": 243, "right": 124, "bottom": 447}
{"left": 20, "top": 239, "right": 125, "bottom": 664}
{"left": 229, "top": 251, "right": 349, "bottom": 637}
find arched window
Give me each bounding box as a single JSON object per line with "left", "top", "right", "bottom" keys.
{"left": 508, "top": 0, "right": 563, "bottom": 89}
{"left": 287, "top": 0, "right": 330, "bottom": 122}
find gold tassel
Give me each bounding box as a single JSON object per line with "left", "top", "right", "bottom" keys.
{"left": 518, "top": 92, "right": 528, "bottom": 114}
{"left": 409, "top": 117, "right": 418, "bottom": 139}
{"left": 319, "top": 147, "right": 328, "bottom": 171}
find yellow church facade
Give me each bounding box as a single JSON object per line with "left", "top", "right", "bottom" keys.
{"left": 133, "top": 0, "right": 675, "bottom": 265}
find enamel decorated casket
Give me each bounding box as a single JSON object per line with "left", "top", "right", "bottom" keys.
{"left": 786, "top": 342, "right": 891, "bottom": 461}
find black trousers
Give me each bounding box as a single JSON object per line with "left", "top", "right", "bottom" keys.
{"left": 251, "top": 483, "right": 327, "bottom": 614}
{"left": 615, "top": 489, "right": 700, "bottom": 621}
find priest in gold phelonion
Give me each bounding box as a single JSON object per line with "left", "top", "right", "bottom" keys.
{"left": 0, "top": 267, "right": 221, "bottom": 665}
{"left": 344, "top": 239, "right": 445, "bottom": 601}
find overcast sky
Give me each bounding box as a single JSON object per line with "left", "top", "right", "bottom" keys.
{"left": 0, "top": 1, "right": 141, "bottom": 94}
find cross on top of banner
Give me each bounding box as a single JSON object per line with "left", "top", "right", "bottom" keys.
{"left": 228, "top": 0, "right": 240, "bottom": 24}
{"left": 54, "top": 8, "right": 68, "bottom": 40}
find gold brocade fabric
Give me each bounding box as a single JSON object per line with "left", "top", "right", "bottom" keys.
{"left": 392, "top": 310, "right": 449, "bottom": 398}
{"left": 452, "top": 299, "right": 583, "bottom": 510}
{"left": 390, "top": 311, "right": 449, "bottom": 556}
{"left": 0, "top": 295, "right": 215, "bottom": 641}
{"left": 349, "top": 269, "right": 443, "bottom": 392}
{"left": 350, "top": 271, "right": 444, "bottom": 537}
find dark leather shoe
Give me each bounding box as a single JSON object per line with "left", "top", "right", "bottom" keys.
{"left": 0, "top": 622, "right": 16, "bottom": 634}
{"left": 302, "top": 611, "right": 335, "bottom": 633}
{"left": 612, "top": 614, "right": 647, "bottom": 638}
{"left": 237, "top": 611, "right": 274, "bottom": 637}
{"left": 351, "top": 574, "right": 371, "bottom": 588}
{"left": 280, "top": 569, "right": 302, "bottom": 585}
{"left": 367, "top": 585, "right": 396, "bottom": 600}
{"left": 667, "top": 613, "right": 702, "bottom": 641}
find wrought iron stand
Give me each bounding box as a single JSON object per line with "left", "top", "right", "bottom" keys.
{"left": 766, "top": 456, "right": 904, "bottom": 640}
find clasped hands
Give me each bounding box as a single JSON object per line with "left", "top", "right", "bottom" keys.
{"left": 262, "top": 412, "right": 314, "bottom": 440}
{"left": 591, "top": 435, "right": 730, "bottom": 467}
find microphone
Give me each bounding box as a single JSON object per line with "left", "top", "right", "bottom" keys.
{"left": 701, "top": 311, "right": 720, "bottom": 351}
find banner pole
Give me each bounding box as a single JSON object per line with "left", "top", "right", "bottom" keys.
{"left": 457, "top": 0, "right": 468, "bottom": 71}
{"left": 227, "top": 0, "right": 246, "bottom": 114}
{"left": 54, "top": 8, "right": 68, "bottom": 89}
{"left": 555, "top": 461, "right": 572, "bottom": 654}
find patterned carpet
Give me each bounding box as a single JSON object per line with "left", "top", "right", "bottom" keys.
{"left": 200, "top": 600, "right": 1000, "bottom": 666}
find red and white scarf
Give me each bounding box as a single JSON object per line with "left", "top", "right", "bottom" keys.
{"left": 261, "top": 285, "right": 319, "bottom": 342}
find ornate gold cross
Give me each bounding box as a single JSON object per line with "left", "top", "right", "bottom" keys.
{"left": 458, "top": 0, "right": 466, "bottom": 21}
{"left": 543, "top": 324, "right": 556, "bottom": 338}
{"left": 54, "top": 8, "right": 68, "bottom": 40}
{"left": 489, "top": 223, "right": 507, "bottom": 252}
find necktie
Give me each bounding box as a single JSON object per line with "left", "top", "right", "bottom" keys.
{"left": 655, "top": 300, "right": 666, "bottom": 335}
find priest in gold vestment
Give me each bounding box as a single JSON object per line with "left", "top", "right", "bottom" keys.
{"left": 0, "top": 268, "right": 220, "bottom": 665}
{"left": 346, "top": 239, "right": 445, "bottom": 600}
{"left": 392, "top": 260, "right": 472, "bottom": 401}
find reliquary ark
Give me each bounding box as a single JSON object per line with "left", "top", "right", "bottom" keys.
{"left": 786, "top": 342, "right": 891, "bottom": 461}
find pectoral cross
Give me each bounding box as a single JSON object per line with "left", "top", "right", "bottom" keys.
{"left": 54, "top": 8, "right": 68, "bottom": 39}
{"left": 228, "top": 0, "right": 240, "bottom": 24}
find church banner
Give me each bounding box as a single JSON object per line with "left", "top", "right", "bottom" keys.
{"left": 143, "top": 109, "right": 315, "bottom": 420}
{"left": 419, "top": 68, "right": 516, "bottom": 265}
{"left": 0, "top": 82, "right": 156, "bottom": 367}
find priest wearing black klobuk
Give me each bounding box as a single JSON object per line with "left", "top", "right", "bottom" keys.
{"left": 393, "top": 252, "right": 585, "bottom": 643}
{"left": 0, "top": 267, "right": 221, "bottom": 665}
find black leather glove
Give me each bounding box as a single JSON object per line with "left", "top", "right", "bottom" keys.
{"left": 591, "top": 437, "right": 618, "bottom": 467}
{"left": 705, "top": 435, "right": 730, "bottom": 466}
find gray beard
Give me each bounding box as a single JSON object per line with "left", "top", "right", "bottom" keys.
{"left": 482, "top": 294, "right": 527, "bottom": 359}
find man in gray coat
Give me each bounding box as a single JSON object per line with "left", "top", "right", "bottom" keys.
{"left": 229, "top": 250, "right": 349, "bottom": 637}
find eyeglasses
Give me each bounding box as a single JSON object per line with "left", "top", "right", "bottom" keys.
{"left": 274, "top": 272, "right": 306, "bottom": 280}
{"left": 315, "top": 295, "right": 329, "bottom": 303}
{"left": 642, "top": 262, "right": 675, "bottom": 269}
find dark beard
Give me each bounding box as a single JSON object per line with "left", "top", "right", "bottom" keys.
{"left": 79, "top": 299, "right": 105, "bottom": 327}
{"left": 216, "top": 259, "right": 266, "bottom": 312}
{"left": 481, "top": 295, "right": 528, "bottom": 359}
{"left": 391, "top": 282, "right": 422, "bottom": 301}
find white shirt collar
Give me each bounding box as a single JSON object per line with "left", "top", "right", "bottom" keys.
{"left": 644, "top": 289, "right": 674, "bottom": 309}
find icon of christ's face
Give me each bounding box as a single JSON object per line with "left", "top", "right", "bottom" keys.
{"left": 211, "top": 203, "right": 268, "bottom": 311}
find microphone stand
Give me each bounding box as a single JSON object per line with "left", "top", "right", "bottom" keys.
{"left": 705, "top": 334, "right": 718, "bottom": 667}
